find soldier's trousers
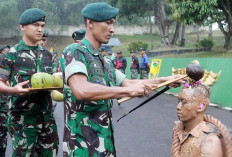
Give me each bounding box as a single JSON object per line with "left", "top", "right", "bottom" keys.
{"left": 9, "top": 111, "right": 59, "bottom": 157}
{"left": 0, "top": 110, "right": 8, "bottom": 156}
{"left": 118, "top": 69, "right": 125, "bottom": 74}
{"left": 130, "top": 69, "right": 139, "bottom": 79}
{"left": 140, "top": 69, "right": 149, "bottom": 79}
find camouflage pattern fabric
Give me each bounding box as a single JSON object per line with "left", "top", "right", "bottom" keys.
{"left": 118, "top": 68, "right": 125, "bottom": 74}
{"left": 0, "top": 40, "right": 59, "bottom": 156}
{"left": 61, "top": 38, "right": 126, "bottom": 157}
{"left": 0, "top": 94, "right": 8, "bottom": 153}
{"left": 140, "top": 69, "right": 148, "bottom": 79}
{"left": 52, "top": 54, "right": 60, "bottom": 73}
{"left": 130, "top": 69, "right": 139, "bottom": 79}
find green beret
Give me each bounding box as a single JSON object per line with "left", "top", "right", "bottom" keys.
{"left": 82, "top": 3, "right": 119, "bottom": 22}
{"left": 0, "top": 45, "right": 10, "bottom": 53}
{"left": 43, "top": 30, "right": 48, "bottom": 37}
{"left": 72, "top": 29, "right": 86, "bottom": 40}
{"left": 53, "top": 50, "right": 58, "bottom": 54}
{"left": 99, "top": 47, "right": 106, "bottom": 52}
{"left": 19, "top": 8, "right": 46, "bottom": 25}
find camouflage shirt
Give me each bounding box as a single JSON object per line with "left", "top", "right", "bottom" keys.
{"left": 61, "top": 38, "right": 126, "bottom": 157}
{"left": 0, "top": 40, "right": 55, "bottom": 113}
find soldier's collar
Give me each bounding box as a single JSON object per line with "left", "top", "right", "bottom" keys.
{"left": 81, "top": 38, "right": 100, "bottom": 56}
{"left": 19, "top": 40, "right": 44, "bottom": 51}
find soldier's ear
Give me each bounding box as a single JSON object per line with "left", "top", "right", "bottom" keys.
{"left": 20, "top": 25, "right": 25, "bottom": 31}
{"left": 87, "top": 19, "right": 94, "bottom": 29}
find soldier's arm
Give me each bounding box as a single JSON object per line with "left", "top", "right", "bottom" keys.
{"left": 200, "top": 133, "right": 223, "bottom": 157}
{"left": 0, "top": 78, "right": 29, "bottom": 96}
{"left": 68, "top": 73, "right": 151, "bottom": 101}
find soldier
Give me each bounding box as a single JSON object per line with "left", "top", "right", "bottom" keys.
{"left": 0, "top": 45, "right": 10, "bottom": 54}
{"left": 171, "top": 82, "right": 232, "bottom": 157}
{"left": 72, "top": 28, "right": 86, "bottom": 43}
{"left": 61, "top": 2, "right": 184, "bottom": 156}
{"left": 100, "top": 47, "right": 107, "bottom": 57}
{"left": 116, "top": 51, "right": 127, "bottom": 74}
{"left": 139, "top": 47, "right": 150, "bottom": 79}
{"left": 38, "top": 29, "right": 48, "bottom": 47}
{"left": 0, "top": 8, "right": 59, "bottom": 156}
{"left": 130, "top": 50, "right": 140, "bottom": 79}
{"left": 0, "top": 45, "right": 10, "bottom": 157}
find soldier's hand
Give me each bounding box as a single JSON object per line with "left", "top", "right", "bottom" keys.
{"left": 12, "top": 80, "right": 30, "bottom": 96}
{"left": 127, "top": 81, "right": 153, "bottom": 98}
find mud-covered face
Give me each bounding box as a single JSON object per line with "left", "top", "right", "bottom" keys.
{"left": 177, "top": 88, "right": 203, "bottom": 122}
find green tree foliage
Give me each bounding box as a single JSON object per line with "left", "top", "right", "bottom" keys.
{"left": 172, "top": 0, "right": 232, "bottom": 50}
{"left": 0, "top": 0, "right": 18, "bottom": 30}
{"left": 127, "top": 41, "right": 148, "bottom": 52}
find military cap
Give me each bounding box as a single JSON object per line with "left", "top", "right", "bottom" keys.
{"left": 139, "top": 47, "right": 145, "bottom": 51}
{"left": 116, "top": 51, "right": 122, "bottom": 54}
{"left": 0, "top": 45, "right": 10, "bottom": 53}
{"left": 53, "top": 50, "right": 58, "bottom": 54}
{"left": 82, "top": 3, "right": 119, "bottom": 22}
{"left": 99, "top": 47, "right": 106, "bottom": 52}
{"left": 72, "top": 29, "right": 86, "bottom": 40}
{"left": 19, "top": 8, "right": 46, "bottom": 25}
{"left": 43, "top": 30, "right": 48, "bottom": 37}
{"left": 130, "top": 50, "right": 135, "bottom": 53}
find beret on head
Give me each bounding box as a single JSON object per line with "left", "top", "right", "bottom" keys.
{"left": 99, "top": 47, "right": 106, "bottom": 52}
{"left": 19, "top": 8, "right": 46, "bottom": 25}
{"left": 0, "top": 45, "right": 10, "bottom": 53}
{"left": 72, "top": 29, "right": 86, "bottom": 40}
{"left": 107, "top": 51, "right": 112, "bottom": 55}
{"left": 116, "top": 51, "right": 122, "bottom": 54}
{"left": 139, "top": 47, "right": 145, "bottom": 51}
{"left": 82, "top": 3, "right": 119, "bottom": 22}
{"left": 43, "top": 30, "right": 48, "bottom": 37}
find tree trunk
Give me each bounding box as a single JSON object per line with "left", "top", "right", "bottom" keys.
{"left": 208, "top": 24, "right": 213, "bottom": 40}
{"left": 153, "top": 0, "right": 173, "bottom": 46}
{"left": 180, "top": 24, "right": 185, "bottom": 47}
{"left": 196, "top": 25, "right": 200, "bottom": 41}
{"left": 217, "top": 21, "right": 232, "bottom": 50}
{"left": 224, "top": 34, "right": 231, "bottom": 50}
{"left": 149, "top": 15, "right": 154, "bottom": 50}
{"left": 171, "top": 22, "right": 181, "bottom": 45}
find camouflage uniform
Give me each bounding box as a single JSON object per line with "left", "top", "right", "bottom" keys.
{"left": 52, "top": 53, "right": 60, "bottom": 73}
{"left": 61, "top": 38, "right": 126, "bottom": 156}
{"left": 0, "top": 94, "right": 8, "bottom": 156}
{"left": 130, "top": 56, "right": 139, "bottom": 79}
{"left": 0, "top": 40, "right": 59, "bottom": 156}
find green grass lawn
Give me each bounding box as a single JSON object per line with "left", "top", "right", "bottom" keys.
{"left": 0, "top": 30, "right": 231, "bottom": 58}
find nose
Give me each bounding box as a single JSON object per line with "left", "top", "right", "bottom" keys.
{"left": 109, "top": 24, "right": 114, "bottom": 33}
{"left": 38, "top": 26, "right": 43, "bottom": 32}
{"left": 177, "top": 102, "right": 182, "bottom": 110}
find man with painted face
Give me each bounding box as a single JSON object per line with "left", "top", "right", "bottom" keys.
{"left": 0, "top": 8, "right": 59, "bottom": 156}
{"left": 61, "top": 2, "right": 185, "bottom": 156}
{"left": 171, "top": 82, "right": 232, "bottom": 157}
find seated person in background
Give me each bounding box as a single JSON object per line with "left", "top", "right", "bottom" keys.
{"left": 171, "top": 81, "right": 232, "bottom": 157}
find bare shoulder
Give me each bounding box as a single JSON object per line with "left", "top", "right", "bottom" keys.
{"left": 201, "top": 133, "right": 223, "bottom": 157}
